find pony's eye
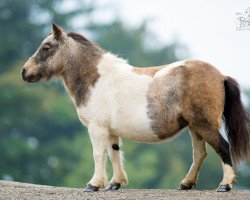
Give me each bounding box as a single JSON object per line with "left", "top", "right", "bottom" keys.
{"left": 42, "top": 45, "right": 50, "bottom": 51}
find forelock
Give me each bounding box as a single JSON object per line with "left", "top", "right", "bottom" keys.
{"left": 42, "top": 34, "right": 55, "bottom": 44}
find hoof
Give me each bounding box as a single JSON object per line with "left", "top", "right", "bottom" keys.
{"left": 178, "top": 183, "right": 193, "bottom": 190}
{"left": 84, "top": 183, "right": 99, "bottom": 192}
{"left": 105, "top": 183, "right": 121, "bottom": 190}
{"left": 217, "top": 184, "right": 231, "bottom": 192}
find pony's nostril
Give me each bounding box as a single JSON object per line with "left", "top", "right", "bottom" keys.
{"left": 21, "top": 68, "right": 27, "bottom": 80}
{"left": 28, "top": 75, "right": 35, "bottom": 82}
{"left": 22, "top": 68, "right": 26, "bottom": 75}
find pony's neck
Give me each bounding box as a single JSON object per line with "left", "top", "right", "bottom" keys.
{"left": 61, "top": 48, "right": 130, "bottom": 107}
{"left": 61, "top": 46, "right": 103, "bottom": 107}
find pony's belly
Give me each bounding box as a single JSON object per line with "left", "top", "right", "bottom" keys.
{"left": 112, "top": 127, "right": 161, "bottom": 143}
{"left": 110, "top": 116, "right": 161, "bottom": 143}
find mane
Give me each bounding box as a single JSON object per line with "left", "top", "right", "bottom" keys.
{"left": 67, "top": 32, "right": 103, "bottom": 52}
{"left": 61, "top": 32, "right": 103, "bottom": 107}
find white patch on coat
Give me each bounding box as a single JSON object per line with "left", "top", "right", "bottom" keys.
{"left": 76, "top": 53, "right": 160, "bottom": 142}
{"left": 76, "top": 105, "right": 89, "bottom": 126}
{"left": 154, "top": 60, "right": 186, "bottom": 78}
{"left": 220, "top": 164, "right": 236, "bottom": 186}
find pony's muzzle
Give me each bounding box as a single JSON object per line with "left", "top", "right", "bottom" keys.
{"left": 21, "top": 67, "right": 41, "bottom": 83}
{"left": 21, "top": 58, "right": 42, "bottom": 83}
{"left": 21, "top": 67, "right": 42, "bottom": 83}
{"left": 21, "top": 67, "right": 32, "bottom": 82}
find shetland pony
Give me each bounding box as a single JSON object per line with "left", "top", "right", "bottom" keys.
{"left": 21, "top": 23, "right": 250, "bottom": 192}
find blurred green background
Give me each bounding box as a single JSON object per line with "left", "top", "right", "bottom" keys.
{"left": 0, "top": 0, "right": 250, "bottom": 190}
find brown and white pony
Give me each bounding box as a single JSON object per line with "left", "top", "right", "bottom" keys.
{"left": 21, "top": 23, "right": 250, "bottom": 192}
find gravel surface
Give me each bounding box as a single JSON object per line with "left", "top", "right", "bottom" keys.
{"left": 0, "top": 180, "right": 249, "bottom": 200}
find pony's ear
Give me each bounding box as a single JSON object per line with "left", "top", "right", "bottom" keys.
{"left": 52, "top": 23, "right": 63, "bottom": 40}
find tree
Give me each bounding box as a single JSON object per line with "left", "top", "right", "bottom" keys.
{"left": 0, "top": 0, "right": 94, "bottom": 185}
{"left": 88, "top": 21, "right": 189, "bottom": 66}
{"left": 0, "top": 0, "right": 93, "bottom": 73}
{"left": 0, "top": 65, "right": 85, "bottom": 185}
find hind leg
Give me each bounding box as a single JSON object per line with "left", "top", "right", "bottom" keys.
{"left": 193, "top": 127, "right": 236, "bottom": 192}
{"left": 215, "top": 134, "right": 236, "bottom": 192}
{"left": 179, "top": 129, "right": 207, "bottom": 190}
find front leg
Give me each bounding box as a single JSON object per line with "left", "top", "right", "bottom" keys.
{"left": 106, "top": 136, "right": 128, "bottom": 190}
{"left": 84, "top": 122, "right": 108, "bottom": 192}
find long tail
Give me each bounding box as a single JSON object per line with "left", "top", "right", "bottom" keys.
{"left": 223, "top": 76, "right": 250, "bottom": 164}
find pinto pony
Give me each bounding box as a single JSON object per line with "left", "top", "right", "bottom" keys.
{"left": 21, "top": 23, "right": 250, "bottom": 192}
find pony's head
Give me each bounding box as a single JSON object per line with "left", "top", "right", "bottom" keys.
{"left": 21, "top": 23, "right": 67, "bottom": 83}
{"left": 21, "top": 23, "right": 103, "bottom": 83}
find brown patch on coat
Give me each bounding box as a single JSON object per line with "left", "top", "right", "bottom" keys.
{"left": 132, "top": 66, "right": 164, "bottom": 77}
{"left": 147, "top": 66, "right": 186, "bottom": 139}
{"left": 61, "top": 32, "right": 104, "bottom": 106}
{"left": 147, "top": 60, "right": 225, "bottom": 141}
{"left": 180, "top": 60, "right": 225, "bottom": 151}
{"left": 180, "top": 60, "right": 225, "bottom": 130}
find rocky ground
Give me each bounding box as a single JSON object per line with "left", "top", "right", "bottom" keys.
{"left": 0, "top": 181, "right": 249, "bottom": 200}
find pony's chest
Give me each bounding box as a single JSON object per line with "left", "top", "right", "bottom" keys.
{"left": 76, "top": 105, "right": 90, "bottom": 126}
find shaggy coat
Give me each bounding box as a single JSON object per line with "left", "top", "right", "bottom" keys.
{"left": 21, "top": 23, "right": 250, "bottom": 192}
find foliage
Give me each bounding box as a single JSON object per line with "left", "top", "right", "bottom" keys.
{"left": 0, "top": 0, "right": 93, "bottom": 73}
{"left": 89, "top": 21, "right": 188, "bottom": 66}
{"left": 0, "top": 66, "right": 83, "bottom": 185}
